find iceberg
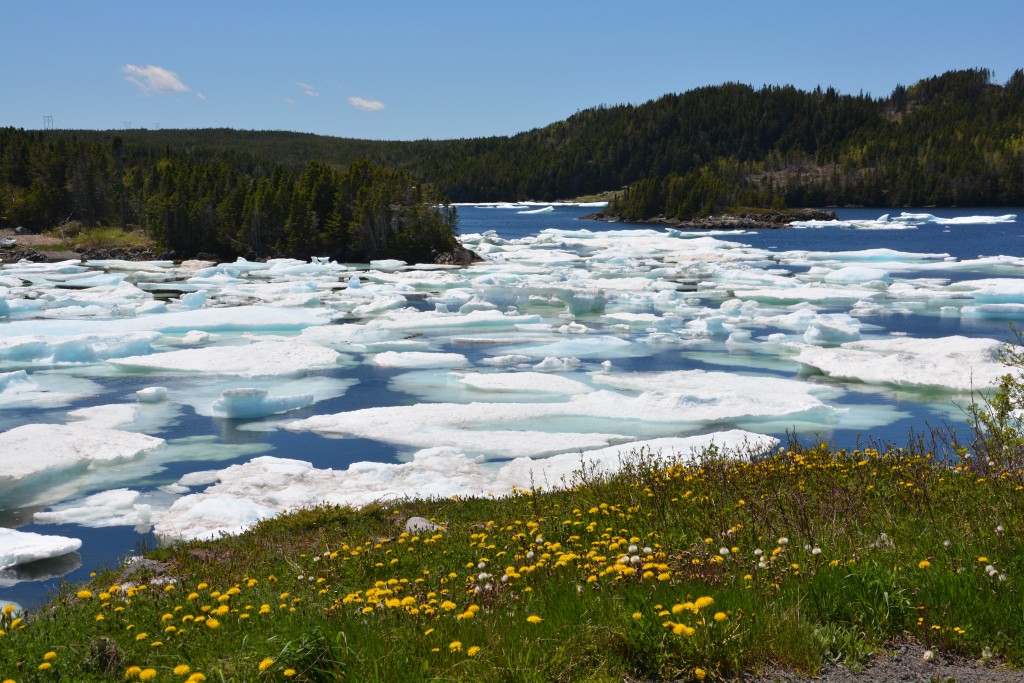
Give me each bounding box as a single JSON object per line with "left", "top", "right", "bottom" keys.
{"left": 371, "top": 351, "right": 469, "bottom": 368}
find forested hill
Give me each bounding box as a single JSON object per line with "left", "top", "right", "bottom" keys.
{"left": 3, "top": 68, "right": 1023, "bottom": 236}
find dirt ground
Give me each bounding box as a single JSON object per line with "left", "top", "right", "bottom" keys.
{"left": 747, "top": 640, "right": 1024, "bottom": 683}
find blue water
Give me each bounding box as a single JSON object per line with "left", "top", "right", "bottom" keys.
{"left": 3, "top": 205, "right": 1023, "bottom": 611}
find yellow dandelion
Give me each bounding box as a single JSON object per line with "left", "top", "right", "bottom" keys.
{"left": 76, "top": 590, "right": 93, "bottom": 599}
{"left": 258, "top": 658, "right": 274, "bottom": 671}
{"left": 174, "top": 664, "right": 191, "bottom": 675}
{"left": 135, "top": 632, "right": 149, "bottom": 641}
{"left": 43, "top": 651, "right": 57, "bottom": 661}
{"left": 283, "top": 670, "right": 296, "bottom": 678}
{"left": 449, "top": 641, "right": 462, "bottom": 652}
{"left": 139, "top": 670, "right": 157, "bottom": 682}
{"left": 526, "top": 615, "right": 543, "bottom": 624}
{"left": 205, "top": 618, "right": 220, "bottom": 629}
{"left": 125, "top": 666, "right": 142, "bottom": 679}
{"left": 632, "top": 612, "right": 643, "bottom": 620}
{"left": 919, "top": 560, "right": 931, "bottom": 569}
{"left": 672, "top": 623, "right": 695, "bottom": 636}
{"left": 467, "top": 645, "right": 481, "bottom": 657}
{"left": 186, "top": 675, "right": 206, "bottom": 683}
{"left": 39, "top": 662, "right": 53, "bottom": 671}
{"left": 694, "top": 667, "right": 707, "bottom": 680}
{"left": 713, "top": 612, "right": 727, "bottom": 622}
{"left": 694, "top": 596, "right": 713, "bottom": 610}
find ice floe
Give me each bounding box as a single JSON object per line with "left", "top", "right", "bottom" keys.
{"left": 0, "top": 528, "right": 82, "bottom": 570}
{"left": 152, "top": 429, "right": 775, "bottom": 541}
{"left": 793, "top": 336, "right": 1010, "bottom": 391}
{"left": 110, "top": 340, "right": 347, "bottom": 377}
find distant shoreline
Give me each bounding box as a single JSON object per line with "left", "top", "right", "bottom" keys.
{"left": 580, "top": 208, "right": 838, "bottom": 230}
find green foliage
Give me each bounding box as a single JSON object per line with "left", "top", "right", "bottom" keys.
{"left": 0, "top": 130, "right": 458, "bottom": 261}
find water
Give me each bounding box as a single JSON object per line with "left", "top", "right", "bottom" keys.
{"left": 2, "top": 205, "right": 1022, "bottom": 611}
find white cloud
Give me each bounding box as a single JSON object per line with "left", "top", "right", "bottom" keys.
{"left": 296, "top": 82, "right": 319, "bottom": 97}
{"left": 283, "top": 97, "right": 296, "bottom": 105}
{"left": 349, "top": 96, "right": 385, "bottom": 111}
{"left": 122, "top": 64, "right": 190, "bottom": 95}
{"left": 195, "top": 92, "right": 206, "bottom": 101}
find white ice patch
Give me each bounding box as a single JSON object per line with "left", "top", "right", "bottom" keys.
{"left": 153, "top": 429, "right": 774, "bottom": 541}
{"left": 110, "top": 340, "right": 347, "bottom": 377}
{"left": 33, "top": 488, "right": 176, "bottom": 530}
{"left": 0, "top": 332, "right": 159, "bottom": 366}
{"left": 0, "top": 527, "right": 82, "bottom": 569}
{"left": 211, "top": 388, "right": 315, "bottom": 419}
{"left": 371, "top": 351, "right": 469, "bottom": 368}
{"left": 793, "top": 336, "right": 1010, "bottom": 391}
{"left": 0, "top": 424, "right": 165, "bottom": 509}
{"left": 458, "top": 371, "right": 593, "bottom": 395}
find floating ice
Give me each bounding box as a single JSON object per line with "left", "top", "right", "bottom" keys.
{"left": 458, "top": 371, "right": 593, "bottom": 395}
{"left": 110, "top": 340, "right": 347, "bottom": 377}
{"left": 211, "top": 388, "right": 315, "bottom": 419}
{"left": 793, "top": 336, "right": 1010, "bottom": 391}
{"left": 153, "top": 429, "right": 774, "bottom": 541}
{"left": 0, "top": 424, "right": 165, "bottom": 509}
{"left": 137, "top": 387, "right": 168, "bottom": 403}
{"left": 33, "top": 488, "right": 175, "bottom": 530}
{"left": 517, "top": 206, "right": 555, "bottom": 214}
{"left": 0, "top": 527, "right": 82, "bottom": 569}
{"left": 0, "top": 371, "right": 101, "bottom": 411}
{"left": 371, "top": 351, "right": 469, "bottom": 368}
{"left": 0, "top": 332, "right": 159, "bottom": 365}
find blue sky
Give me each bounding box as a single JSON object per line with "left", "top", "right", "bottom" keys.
{"left": 2, "top": 0, "right": 1022, "bottom": 141}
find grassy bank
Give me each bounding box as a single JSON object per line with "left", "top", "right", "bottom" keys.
{"left": 1, "top": 438, "right": 1022, "bottom": 682}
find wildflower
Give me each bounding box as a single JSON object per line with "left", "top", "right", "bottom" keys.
{"left": 449, "top": 641, "right": 463, "bottom": 652}
{"left": 186, "top": 676, "right": 206, "bottom": 683}
{"left": 139, "top": 670, "right": 157, "bottom": 681}
{"left": 174, "top": 664, "right": 191, "bottom": 675}
{"left": 943, "top": 540, "right": 951, "bottom": 548}
{"left": 778, "top": 537, "right": 788, "bottom": 546}
{"left": 136, "top": 633, "right": 149, "bottom": 641}
{"left": 283, "top": 670, "right": 297, "bottom": 678}
{"left": 527, "top": 615, "right": 543, "bottom": 624}
{"left": 258, "top": 658, "right": 274, "bottom": 671}
{"left": 632, "top": 612, "right": 643, "bottom": 620}
{"left": 694, "top": 596, "right": 714, "bottom": 610}
{"left": 39, "top": 662, "right": 52, "bottom": 671}
{"left": 44, "top": 651, "right": 57, "bottom": 661}
{"left": 125, "top": 666, "right": 143, "bottom": 679}
{"left": 811, "top": 547, "right": 822, "bottom": 556}
{"left": 76, "top": 590, "right": 93, "bottom": 599}
{"left": 467, "top": 645, "right": 481, "bottom": 657}
{"left": 205, "top": 618, "right": 220, "bottom": 629}
{"left": 694, "top": 668, "right": 707, "bottom": 681}
{"left": 919, "top": 560, "right": 931, "bottom": 569}
{"left": 713, "top": 612, "right": 727, "bottom": 622}
{"left": 672, "top": 623, "right": 695, "bottom": 636}
{"left": 978, "top": 556, "right": 988, "bottom": 563}
{"left": 719, "top": 547, "right": 730, "bottom": 556}
{"left": 259, "top": 604, "right": 271, "bottom": 614}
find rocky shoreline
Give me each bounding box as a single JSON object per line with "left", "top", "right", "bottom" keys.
{"left": 581, "top": 208, "right": 838, "bottom": 229}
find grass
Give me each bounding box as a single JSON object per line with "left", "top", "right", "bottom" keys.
{"left": 42, "top": 225, "right": 155, "bottom": 252}
{"left": 1, "top": 440, "right": 1022, "bottom": 682}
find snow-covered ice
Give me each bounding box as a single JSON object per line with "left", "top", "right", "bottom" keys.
{"left": 0, "top": 527, "right": 82, "bottom": 569}
{"left": 110, "top": 340, "right": 347, "bottom": 377}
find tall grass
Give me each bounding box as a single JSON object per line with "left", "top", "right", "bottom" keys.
{"left": 1, "top": 438, "right": 1021, "bottom": 682}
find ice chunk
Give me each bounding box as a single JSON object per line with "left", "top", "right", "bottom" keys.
{"left": 67, "top": 404, "right": 139, "bottom": 430}
{"left": 793, "top": 336, "right": 1010, "bottom": 391}
{"left": 0, "top": 527, "right": 82, "bottom": 569}
{"left": 534, "top": 356, "right": 581, "bottom": 371}
{"left": 482, "top": 354, "right": 534, "bottom": 366}
{"left": 0, "top": 332, "right": 159, "bottom": 365}
{"left": 369, "top": 259, "right": 407, "bottom": 271}
{"left": 137, "top": 387, "right": 168, "bottom": 403}
{"left": 458, "top": 372, "right": 593, "bottom": 395}
{"left": 211, "top": 388, "right": 315, "bottom": 418}
{"left": 823, "top": 266, "right": 891, "bottom": 284}
{"left": 152, "top": 430, "right": 775, "bottom": 541}
{"left": 0, "top": 371, "right": 101, "bottom": 411}
{"left": 502, "top": 336, "right": 638, "bottom": 359}
{"left": 371, "top": 351, "right": 469, "bottom": 368}
{"left": 517, "top": 206, "right": 554, "bottom": 214}
{"left": 110, "top": 340, "right": 346, "bottom": 377}
{"left": 33, "top": 488, "right": 176, "bottom": 529}
{"left": 0, "top": 424, "right": 165, "bottom": 509}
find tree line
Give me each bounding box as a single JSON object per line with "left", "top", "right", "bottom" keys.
{"left": 0, "top": 131, "right": 459, "bottom": 261}
{"left": 2, "top": 67, "right": 1022, "bottom": 240}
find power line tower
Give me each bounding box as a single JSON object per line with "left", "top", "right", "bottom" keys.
{"left": 123, "top": 121, "right": 132, "bottom": 130}
{"left": 43, "top": 115, "right": 53, "bottom": 130}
